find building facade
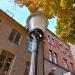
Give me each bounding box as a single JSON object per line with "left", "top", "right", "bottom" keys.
{"left": 70, "top": 44, "right": 75, "bottom": 60}
{"left": 0, "top": 10, "right": 31, "bottom": 75}
{"left": 0, "top": 9, "right": 75, "bottom": 75}
{"left": 44, "top": 30, "right": 75, "bottom": 75}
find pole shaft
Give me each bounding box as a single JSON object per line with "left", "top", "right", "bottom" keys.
{"left": 29, "top": 39, "right": 38, "bottom": 75}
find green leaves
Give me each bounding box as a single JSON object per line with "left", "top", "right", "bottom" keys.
{"left": 16, "top": 0, "right": 75, "bottom": 44}
{"left": 56, "top": 15, "right": 75, "bottom": 44}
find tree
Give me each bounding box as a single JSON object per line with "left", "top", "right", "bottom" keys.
{"left": 56, "top": 15, "right": 75, "bottom": 44}
{"left": 15, "top": 0, "right": 75, "bottom": 44}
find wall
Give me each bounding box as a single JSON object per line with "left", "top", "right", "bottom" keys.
{"left": 0, "top": 10, "right": 31, "bottom": 75}
{"left": 44, "top": 29, "right": 75, "bottom": 74}
{"left": 44, "top": 60, "right": 74, "bottom": 75}
{"left": 0, "top": 10, "right": 44, "bottom": 75}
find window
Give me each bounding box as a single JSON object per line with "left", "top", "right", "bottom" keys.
{"left": 49, "top": 50, "right": 52, "bottom": 62}
{"left": 0, "top": 20, "right": 2, "bottom": 23}
{"left": 54, "top": 53, "right": 57, "bottom": 64}
{"left": 68, "top": 53, "right": 72, "bottom": 59}
{"left": 48, "top": 36, "right": 55, "bottom": 46}
{"left": 60, "top": 44, "right": 63, "bottom": 51}
{"left": 65, "top": 48, "right": 68, "bottom": 51}
{"left": 24, "top": 61, "right": 30, "bottom": 75}
{"left": 63, "top": 59, "right": 68, "bottom": 69}
{"left": 65, "top": 48, "right": 68, "bottom": 54}
{"left": 9, "top": 29, "right": 21, "bottom": 44}
{"left": 0, "top": 50, "right": 14, "bottom": 75}
{"left": 70, "top": 62, "right": 74, "bottom": 72}
{"left": 51, "top": 38, "right": 54, "bottom": 45}
{"left": 48, "top": 35, "right": 51, "bottom": 43}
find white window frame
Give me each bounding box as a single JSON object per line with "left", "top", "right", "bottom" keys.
{"left": 54, "top": 53, "right": 57, "bottom": 64}
{"left": 60, "top": 44, "right": 63, "bottom": 52}
{"left": 49, "top": 50, "right": 52, "bottom": 62}
{"left": 64, "top": 59, "right": 68, "bottom": 69}
{"left": 48, "top": 35, "right": 51, "bottom": 43}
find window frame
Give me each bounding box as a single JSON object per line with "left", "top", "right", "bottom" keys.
{"left": 51, "top": 38, "right": 55, "bottom": 46}
{"left": 60, "top": 44, "right": 63, "bottom": 52}
{"left": 48, "top": 35, "right": 51, "bottom": 44}
{"left": 70, "top": 62, "right": 74, "bottom": 72}
{"left": 24, "top": 61, "right": 30, "bottom": 75}
{"left": 0, "top": 50, "right": 15, "bottom": 75}
{"left": 49, "top": 50, "right": 53, "bottom": 62}
{"left": 53, "top": 53, "right": 58, "bottom": 64}
{"left": 63, "top": 58, "right": 68, "bottom": 69}
{"left": 9, "top": 29, "right": 21, "bottom": 45}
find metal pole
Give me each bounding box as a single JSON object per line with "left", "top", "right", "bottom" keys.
{"left": 29, "top": 38, "right": 38, "bottom": 75}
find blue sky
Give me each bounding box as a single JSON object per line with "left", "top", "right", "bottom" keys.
{"left": 0, "top": 0, "right": 57, "bottom": 33}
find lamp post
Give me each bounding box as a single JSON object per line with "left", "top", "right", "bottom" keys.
{"left": 26, "top": 13, "right": 48, "bottom": 75}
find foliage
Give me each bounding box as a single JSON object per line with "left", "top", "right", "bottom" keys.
{"left": 15, "top": 0, "right": 75, "bottom": 44}
{"left": 56, "top": 16, "right": 75, "bottom": 44}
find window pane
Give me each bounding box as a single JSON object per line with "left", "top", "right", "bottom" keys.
{"left": 0, "top": 55, "right": 6, "bottom": 70}
{"left": 3, "top": 57, "right": 12, "bottom": 71}
{"left": 63, "top": 59, "right": 68, "bottom": 68}
{"left": 15, "top": 32, "right": 21, "bottom": 44}
{"left": 9, "top": 29, "right": 16, "bottom": 41}
{"left": 48, "top": 35, "right": 51, "bottom": 43}
{"left": 24, "top": 61, "right": 30, "bottom": 75}
{"left": 9, "top": 29, "right": 21, "bottom": 45}
{"left": 70, "top": 62, "right": 74, "bottom": 72}
{"left": 51, "top": 38, "right": 54, "bottom": 45}
{"left": 60, "top": 44, "right": 63, "bottom": 51}
{"left": 54, "top": 53, "right": 57, "bottom": 64}
{"left": 0, "top": 20, "right": 2, "bottom": 22}
{"left": 0, "top": 50, "right": 14, "bottom": 74}
{"left": 49, "top": 50, "right": 52, "bottom": 62}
